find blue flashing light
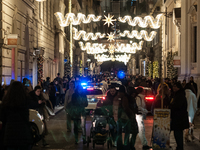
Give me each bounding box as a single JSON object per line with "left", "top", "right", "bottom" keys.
{"left": 81, "top": 83, "right": 87, "bottom": 86}
{"left": 117, "top": 71, "right": 125, "bottom": 79}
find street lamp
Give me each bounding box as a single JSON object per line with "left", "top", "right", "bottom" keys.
{"left": 33, "top": 47, "right": 44, "bottom": 57}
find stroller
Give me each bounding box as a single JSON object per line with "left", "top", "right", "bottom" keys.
{"left": 87, "top": 108, "right": 112, "bottom": 149}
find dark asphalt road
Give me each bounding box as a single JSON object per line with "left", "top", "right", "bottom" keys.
{"left": 32, "top": 110, "right": 200, "bottom": 150}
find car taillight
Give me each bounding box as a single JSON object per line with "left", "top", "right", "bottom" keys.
{"left": 97, "top": 96, "right": 106, "bottom": 100}
{"left": 145, "top": 96, "right": 155, "bottom": 101}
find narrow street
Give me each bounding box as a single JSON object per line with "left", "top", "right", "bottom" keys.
{"left": 32, "top": 110, "right": 200, "bottom": 150}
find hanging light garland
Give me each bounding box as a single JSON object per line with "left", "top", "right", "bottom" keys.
{"left": 73, "top": 27, "right": 106, "bottom": 41}
{"left": 115, "top": 53, "right": 131, "bottom": 65}
{"left": 79, "top": 42, "right": 108, "bottom": 54}
{"left": 119, "top": 30, "right": 157, "bottom": 41}
{"left": 54, "top": 12, "right": 101, "bottom": 27}
{"left": 114, "top": 41, "right": 144, "bottom": 53}
{"left": 102, "top": 13, "right": 116, "bottom": 27}
{"left": 106, "top": 32, "right": 115, "bottom": 42}
{"left": 94, "top": 53, "right": 131, "bottom": 65}
{"left": 118, "top": 14, "right": 163, "bottom": 29}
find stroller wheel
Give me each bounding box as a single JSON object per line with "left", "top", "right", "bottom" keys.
{"left": 93, "top": 140, "right": 95, "bottom": 149}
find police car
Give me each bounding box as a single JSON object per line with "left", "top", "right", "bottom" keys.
{"left": 81, "top": 82, "right": 106, "bottom": 111}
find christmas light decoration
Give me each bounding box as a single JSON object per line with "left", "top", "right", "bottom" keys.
{"left": 118, "top": 14, "right": 163, "bottom": 29}
{"left": 73, "top": 27, "right": 106, "bottom": 41}
{"left": 115, "top": 53, "right": 131, "bottom": 65}
{"left": 54, "top": 12, "right": 101, "bottom": 27}
{"left": 79, "top": 42, "right": 108, "bottom": 54}
{"left": 106, "top": 32, "right": 115, "bottom": 42}
{"left": 94, "top": 53, "right": 131, "bottom": 65}
{"left": 119, "top": 30, "right": 157, "bottom": 41}
{"left": 102, "top": 13, "right": 116, "bottom": 27}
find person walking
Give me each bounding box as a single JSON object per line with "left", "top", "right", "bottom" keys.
{"left": 135, "top": 87, "right": 151, "bottom": 149}
{"left": 48, "top": 82, "right": 56, "bottom": 110}
{"left": 54, "top": 80, "right": 62, "bottom": 106}
{"left": 0, "top": 81, "right": 33, "bottom": 150}
{"left": 169, "top": 82, "right": 189, "bottom": 150}
{"left": 188, "top": 76, "right": 197, "bottom": 96}
{"left": 114, "top": 85, "right": 133, "bottom": 150}
{"left": 127, "top": 87, "right": 139, "bottom": 150}
{"left": 184, "top": 83, "right": 197, "bottom": 142}
{"left": 64, "top": 81, "right": 75, "bottom": 132}
{"left": 70, "top": 85, "right": 88, "bottom": 144}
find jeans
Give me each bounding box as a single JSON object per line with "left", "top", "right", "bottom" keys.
{"left": 66, "top": 112, "right": 72, "bottom": 130}
{"left": 73, "top": 116, "right": 86, "bottom": 142}
{"left": 174, "top": 130, "right": 183, "bottom": 150}
{"left": 136, "top": 114, "right": 148, "bottom": 146}
{"left": 117, "top": 119, "right": 131, "bottom": 150}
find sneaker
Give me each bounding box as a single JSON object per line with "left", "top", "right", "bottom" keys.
{"left": 83, "top": 139, "right": 87, "bottom": 145}
{"left": 143, "top": 145, "right": 152, "bottom": 149}
{"left": 42, "top": 143, "right": 50, "bottom": 148}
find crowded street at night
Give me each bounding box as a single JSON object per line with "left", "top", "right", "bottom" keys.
{"left": 1, "top": 0, "right": 200, "bottom": 150}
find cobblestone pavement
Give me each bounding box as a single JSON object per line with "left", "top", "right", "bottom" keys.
{"left": 32, "top": 110, "right": 200, "bottom": 150}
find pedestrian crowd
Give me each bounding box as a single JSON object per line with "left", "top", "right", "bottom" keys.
{"left": 0, "top": 73, "right": 199, "bottom": 150}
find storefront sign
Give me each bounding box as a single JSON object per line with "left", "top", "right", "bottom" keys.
{"left": 173, "top": 56, "right": 181, "bottom": 67}
{"left": 7, "top": 34, "right": 18, "bottom": 47}
{"left": 153, "top": 109, "right": 171, "bottom": 149}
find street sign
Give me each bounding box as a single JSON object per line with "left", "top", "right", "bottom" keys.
{"left": 152, "top": 109, "right": 171, "bottom": 149}
{"left": 7, "top": 34, "right": 18, "bottom": 47}
{"left": 173, "top": 56, "right": 181, "bottom": 67}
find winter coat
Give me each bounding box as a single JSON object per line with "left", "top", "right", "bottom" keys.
{"left": 136, "top": 94, "right": 148, "bottom": 115}
{"left": 169, "top": 90, "right": 189, "bottom": 130}
{"left": 189, "top": 81, "right": 198, "bottom": 95}
{"left": 185, "top": 89, "right": 197, "bottom": 123}
{"left": 1, "top": 107, "right": 33, "bottom": 147}
{"left": 103, "top": 91, "right": 118, "bottom": 106}
{"left": 70, "top": 91, "right": 88, "bottom": 119}
{"left": 64, "top": 88, "right": 74, "bottom": 109}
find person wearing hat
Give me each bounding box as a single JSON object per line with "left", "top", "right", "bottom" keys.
{"left": 169, "top": 82, "right": 189, "bottom": 150}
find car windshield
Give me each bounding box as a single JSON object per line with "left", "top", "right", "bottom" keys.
{"left": 84, "top": 89, "right": 103, "bottom": 95}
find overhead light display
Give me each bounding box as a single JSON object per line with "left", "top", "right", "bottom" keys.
{"left": 94, "top": 53, "right": 131, "bottom": 65}
{"left": 73, "top": 27, "right": 106, "bottom": 41}
{"left": 79, "top": 42, "right": 108, "bottom": 54}
{"left": 102, "top": 13, "right": 116, "bottom": 27}
{"left": 106, "top": 32, "right": 115, "bottom": 42}
{"left": 54, "top": 12, "right": 101, "bottom": 27}
{"left": 36, "top": 0, "right": 46, "bottom": 1}
{"left": 118, "top": 14, "right": 163, "bottom": 29}
{"left": 119, "top": 30, "right": 157, "bottom": 41}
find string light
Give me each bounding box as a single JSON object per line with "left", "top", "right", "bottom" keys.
{"left": 73, "top": 28, "right": 106, "bottom": 41}
{"left": 119, "top": 30, "right": 157, "bottom": 41}
{"left": 115, "top": 53, "right": 131, "bottom": 65}
{"left": 94, "top": 53, "right": 131, "bottom": 65}
{"left": 118, "top": 14, "right": 163, "bottom": 29}
{"left": 79, "top": 42, "right": 108, "bottom": 54}
{"left": 36, "top": 0, "right": 46, "bottom": 1}
{"left": 106, "top": 32, "right": 115, "bottom": 42}
{"left": 102, "top": 13, "right": 116, "bottom": 27}
{"left": 54, "top": 12, "right": 101, "bottom": 27}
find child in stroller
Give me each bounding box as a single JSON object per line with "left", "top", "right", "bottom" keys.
{"left": 87, "top": 108, "right": 112, "bottom": 149}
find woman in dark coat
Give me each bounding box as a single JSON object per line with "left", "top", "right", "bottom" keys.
{"left": 169, "top": 82, "right": 189, "bottom": 150}
{"left": 0, "top": 81, "right": 33, "bottom": 150}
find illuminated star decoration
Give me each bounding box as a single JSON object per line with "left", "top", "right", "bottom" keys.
{"left": 102, "top": 13, "right": 116, "bottom": 27}
{"left": 108, "top": 44, "right": 115, "bottom": 54}
{"left": 106, "top": 32, "right": 115, "bottom": 42}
